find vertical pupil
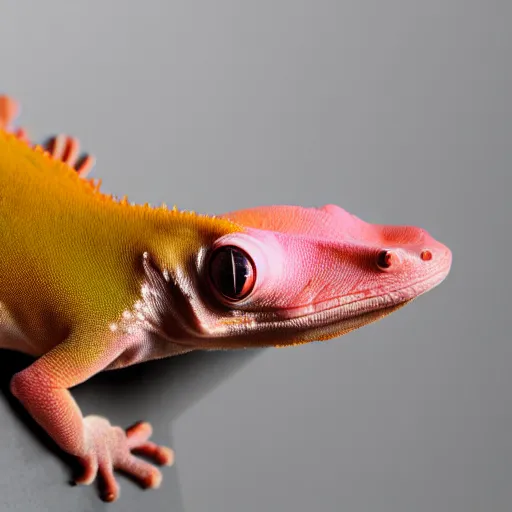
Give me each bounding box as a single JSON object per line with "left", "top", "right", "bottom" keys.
{"left": 232, "top": 249, "right": 249, "bottom": 295}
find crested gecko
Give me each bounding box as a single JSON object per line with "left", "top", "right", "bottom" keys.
{"left": 0, "top": 95, "right": 451, "bottom": 502}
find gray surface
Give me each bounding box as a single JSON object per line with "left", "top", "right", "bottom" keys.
{"left": 0, "top": 1, "right": 510, "bottom": 511}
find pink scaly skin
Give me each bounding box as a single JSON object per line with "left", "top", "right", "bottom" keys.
{"left": 0, "top": 95, "right": 451, "bottom": 501}
{"left": 213, "top": 205, "right": 451, "bottom": 345}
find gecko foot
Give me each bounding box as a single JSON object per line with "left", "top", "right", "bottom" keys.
{"left": 43, "top": 134, "right": 95, "bottom": 177}
{"left": 0, "top": 95, "right": 95, "bottom": 176}
{"left": 76, "top": 416, "right": 174, "bottom": 502}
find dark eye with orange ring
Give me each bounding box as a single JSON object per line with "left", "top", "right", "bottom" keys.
{"left": 208, "top": 246, "right": 256, "bottom": 301}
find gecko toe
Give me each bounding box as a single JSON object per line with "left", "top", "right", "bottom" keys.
{"left": 117, "top": 455, "right": 163, "bottom": 489}
{"left": 75, "top": 454, "right": 98, "bottom": 486}
{"left": 0, "top": 95, "right": 19, "bottom": 129}
{"left": 126, "top": 421, "right": 174, "bottom": 466}
{"left": 133, "top": 442, "right": 175, "bottom": 466}
{"left": 98, "top": 463, "right": 120, "bottom": 502}
{"left": 126, "top": 421, "right": 153, "bottom": 446}
{"left": 43, "top": 134, "right": 95, "bottom": 176}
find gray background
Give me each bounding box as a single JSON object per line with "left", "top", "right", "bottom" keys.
{"left": 0, "top": 1, "right": 510, "bottom": 511}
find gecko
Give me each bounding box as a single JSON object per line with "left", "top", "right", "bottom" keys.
{"left": 0, "top": 94, "right": 451, "bottom": 502}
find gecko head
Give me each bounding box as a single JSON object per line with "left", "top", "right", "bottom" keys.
{"left": 142, "top": 205, "right": 451, "bottom": 349}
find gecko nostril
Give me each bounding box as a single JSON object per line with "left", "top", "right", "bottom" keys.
{"left": 376, "top": 250, "right": 394, "bottom": 270}
{"left": 420, "top": 250, "right": 433, "bottom": 261}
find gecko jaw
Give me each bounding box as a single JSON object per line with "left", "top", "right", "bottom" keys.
{"left": 138, "top": 242, "right": 450, "bottom": 349}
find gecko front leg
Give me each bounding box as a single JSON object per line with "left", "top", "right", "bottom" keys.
{"left": 10, "top": 328, "right": 173, "bottom": 502}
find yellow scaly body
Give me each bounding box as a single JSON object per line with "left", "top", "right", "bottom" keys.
{"left": 0, "top": 129, "right": 240, "bottom": 355}
{"left": 0, "top": 95, "right": 451, "bottom": 502}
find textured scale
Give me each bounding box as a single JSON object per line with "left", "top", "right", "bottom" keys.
{"left": 0, "top": 129, "right": 241, "bottom": 350}
{"left": 0, "top": 95, "right": 451, "bottom": 502}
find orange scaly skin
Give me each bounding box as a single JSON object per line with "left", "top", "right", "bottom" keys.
{"left": 0, "top": 95, "right": 451, "bottom": 502}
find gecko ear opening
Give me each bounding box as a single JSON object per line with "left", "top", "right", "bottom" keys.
{"left": 207, "top": 245, "right": 256, "bottom": 302}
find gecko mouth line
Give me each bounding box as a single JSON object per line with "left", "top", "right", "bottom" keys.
{"left": 250, "top": 265, "right": 451, "bottom": 326}
{"left": 203, "top": 267, "right": 450, "bottom": 345}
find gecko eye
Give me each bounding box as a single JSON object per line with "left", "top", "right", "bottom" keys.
{"left": 209, "top": 246, "right": 256, "bottom": 301}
